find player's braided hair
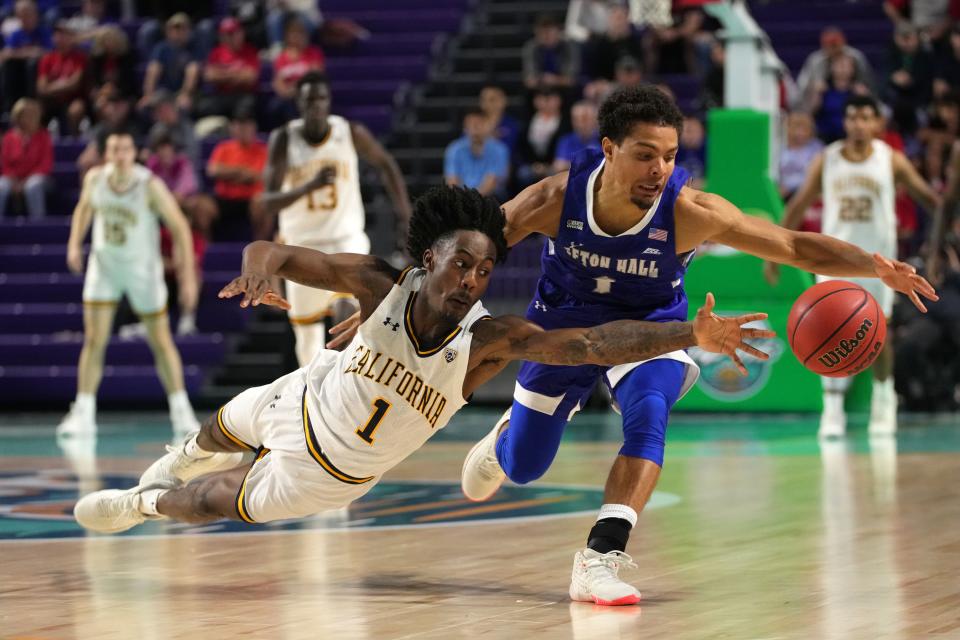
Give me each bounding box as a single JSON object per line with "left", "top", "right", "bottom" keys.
{"left": 598, "top": 84, "right": 684, "bottom": 144}
{"left": 406, "top": 186, "right": 509, "bottom": 267}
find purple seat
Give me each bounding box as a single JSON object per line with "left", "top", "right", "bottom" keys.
{"left": 0, "top": 364, "right": 207, "bottom": 403}
{"left": 0, "top": 333, "right": 226, "bottom": 366}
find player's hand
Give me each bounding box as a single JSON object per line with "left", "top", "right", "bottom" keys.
{"left": 873, "top": 253, "right": 938, "bottom": 313}
{"left": 66, "top": 243, "right": 84, "bottom": 274}
{"left": 762, "top": 260, "right": 780, "bottom": 286}
{"left": 693, "top": 292, "right": 776, "bottom": 376}
{"left": 178, "top": 275, "right": 199, "bottom": 312}
{"left": 218, "top": 272, "right": 290, "bottom": 309}
{"left": 326, "top": 310, "right": 361, "bottom": 349}
{"left": 308, "top": 166, "right": 337, "bottom": 190}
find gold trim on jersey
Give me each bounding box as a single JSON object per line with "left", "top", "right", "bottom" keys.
{"left": 217, "top": 406, "right": 256, "bottom": 452}
{"left": 403, "top": 291, "right": 462, "bottom": 357}
{"left": 82, "top": 299, "right": 120, "bottom": 306}
{"left": 396, "top": 265, "right": 414, "bottom": 284}
{"left": 301, "top": 388, "right": 376, "bottom": 485}
{"left": 289, "top": 309, "right": 332, "bottom": 325}
{"left": 135, "top": 306, "right": 168, "bottom": 319}
{"left": 235, "top": 447, "right": 270, "bottom": 524}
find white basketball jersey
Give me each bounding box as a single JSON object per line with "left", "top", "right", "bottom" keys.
{"left": 821, "top": 139, "right": 897, "bottom": 259}
{"left": 89, "top": 164, "right": 160, "bottom": 261}
{"left": 304, "top": 268, "right": 490, "bottom": 479}
{"left": 278, "top": 115, "right": 366, "bottom": 247}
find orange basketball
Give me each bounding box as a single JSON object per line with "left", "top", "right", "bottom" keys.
{"left": 787, "top": 280, "right": 887, "bottom": 378}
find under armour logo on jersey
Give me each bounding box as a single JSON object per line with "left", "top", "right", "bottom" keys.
{"left": 383, "top": 317, "right": 399, "bottom": 331}
{"left": 534, "top": 300, "right": 547, "bottom": 312}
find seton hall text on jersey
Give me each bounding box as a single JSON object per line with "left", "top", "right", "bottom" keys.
{"left": 563, "top": 243, "right": 659, "bottom": 277}
{"left": 343, "top": 344, "right": 448, "bottom": 428}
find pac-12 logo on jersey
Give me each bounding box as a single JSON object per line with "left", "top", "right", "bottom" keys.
{"left": 443, "top": 347, "right": 458, "bottom": 363}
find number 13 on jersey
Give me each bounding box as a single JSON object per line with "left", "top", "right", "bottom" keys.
{"left": 355, "top": 397, "right": 392, "bottom": 445}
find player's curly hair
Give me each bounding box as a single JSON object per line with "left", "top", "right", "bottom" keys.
{"left": 297, "top": 70, "right": 330, "bottom": 92}
{"left": 406, "top": 186, "right": 509, "bottom": 266}
{"left": 598, "top": 84, "right": 684, "bottom": 144}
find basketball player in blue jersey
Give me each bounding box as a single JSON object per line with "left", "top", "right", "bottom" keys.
{"left": 457, "top": 86, "right": 938, "bottom": 606}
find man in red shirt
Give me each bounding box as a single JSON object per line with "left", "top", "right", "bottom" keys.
{"left": 196, "top": 17, "right": 261, "bottom": 119}
{"left": 0, "top": 98, "right": 53, "bottom": 218}
{"left": 206, "top": 106, "right": 268, "bottom": 240}
{"left": 36, "top": 20, "right": 89, "bottom": 136}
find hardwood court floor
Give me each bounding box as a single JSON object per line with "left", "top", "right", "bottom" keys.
{"left": 1, "top": 411, "right": 959, "bottom": 640}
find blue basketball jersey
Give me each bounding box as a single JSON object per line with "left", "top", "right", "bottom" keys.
{"left": 537, "top": 147, "right": 693, "bottom": 323}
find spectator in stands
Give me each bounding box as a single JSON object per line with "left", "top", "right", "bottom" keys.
{"left": 698, "top": 37, "right": 725, "bottom": 111}
{"left": 779, "top": 112, "right": 824, "bottom": 201}
{"left": 63, "top": 0, "right": 113, "bottom": 46}
{"left": 138, "top": 13, "right": 200, "bottom": 114}
{"left": 517, "top": 87, "right": 567, "bottom": 188}
{"left": 642, "top": 1, "right": 704, "bottom": 75}
{"left": 146, "top": 129, "right": 198, "bottom": 201}
{"left": 35, "top": 20, "right": 88, "bottom": 137}
{"left": 88, "top": 25, "right": 137, "bottom": 112}
{"left": 443, "top": 107, "right": 510, "bottom": 198}
{"left": 206, "top": 105, "right": 267, "bottom": 240}
{"left": 76, "top": 94, "right": 137, "bottom": 175}
{"left": 553, "top": 101, "right": 599, "bottom": 173}
{"left": 807, "top": 54, "right": 871, "bottom": 143}
{"left": 146, "top": 90, "right": 199, "bottom": 171}
{"left": 919, "top": 93, "right": 960, "bottom": 187}
{"left": 564, "top": 0, "right": 613, "bottom": 43}
{"left": 0, "top": 0, "right": 51, "bottom": 114}
{"left": 587, "top": 4, "right": 644, "bottom": 81}
{"left": 134, "top": 2, "right": 216, "bottom": 60}
{"left": 584, "top": 55, "right": 643, "bottom": 106}
{"left": 195, "top": 17, "right": 260, "bottom": 119}
{"left": 934, "top": 24, "right": 960, "bottom": 99}
{"left": 676, "top": 114, "right": 706, "bottom": 189}
{"left": 0, "top": 97, "right": 51, "bottom": 218}
{"left": 795, "top": 27, "right": 874, "bottom": 109}
{"left": 883, "top": 23, "right": 935, "bottom": 119}
{"left": 522, "top": 13, "right": 580, "bottom": 92}
{"left": 266, "top": 0, "right": 321, "bottom": 50}
{"left": 883, "top": 0, "right": 956, "bottom": 50}
{"left": 269, "top": 14, "right": 325, "bottom": 127}
{"left": 479, "top": 84, "right": 520, "bottom": 157}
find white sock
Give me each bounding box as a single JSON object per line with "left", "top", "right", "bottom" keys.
{"left": 168, "top": 390, "right": 192, "bottom": 414}
{"left": 74, "top": 392, "right": 96, "bottom": 415}
{"left": 596, "top": 503, "right": 638, "bottom": 527}
{"left": 823, "top": 392, "right": 844, "bottom": 415}
{"left": 873, "top": 378, "right": 894, "bottom": 397}
{"left": 821, "top": 375, "right": 851, "bottom": 394}
{"left": 138, "top": 488, "right": 169, "bottom": 516}
{"left": 183, "top": 433, "right": 214, "bottom": 458}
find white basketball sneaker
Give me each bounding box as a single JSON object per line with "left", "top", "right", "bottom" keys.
{"left": 73, "top": 482, "right": 174, "bottom": 534}
{"left": 139, "top": 432, "right": 245, "bottom": 487}
{"left": 461, "top": 410, "right": 509, "bottom": 501}
{"left": 818, "top": 393, "right": 846, "bottom": 439}
{"left": 869, "top": 382, "right": 898, "bottom": 436}
{"left": 569, "top": 548, "right": 642, "bottom": 606}
{"left": 56, "top": 404, "right": 97, "bottom": 438}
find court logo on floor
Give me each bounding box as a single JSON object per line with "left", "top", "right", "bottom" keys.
{"left": 0, "top": 470, "right": 680, "bottom": 540}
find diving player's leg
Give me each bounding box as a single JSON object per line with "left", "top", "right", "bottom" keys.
{"left": 58, "top": 255, "right": 120, "bottom": 437}
{"left": 461, "top": 361, "right": 596, "bottom": 501}
{"left": 568, "top": 359, "right": 685, "bottom": 606}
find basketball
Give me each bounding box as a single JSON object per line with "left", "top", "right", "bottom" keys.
{"left": 787, "top": 281, "right": 887, "bottom": 378}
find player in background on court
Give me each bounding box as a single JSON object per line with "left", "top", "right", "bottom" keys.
{"left": 448, "top": 86, "right": 935, "bottom": 607}
{"left": 927, "top": 139, "right": 960, "bottom": 287}
{"left": 73, "top": 187, "right": 775, "bottom": 568}
{"left": 254, "top": 71, "right": 412, "bottom": 366}
{"left": 58, "top": 130, "right": 201, "bottom": 438}
{"left": 765, "top": 95, "right": 940, "bottom": 438}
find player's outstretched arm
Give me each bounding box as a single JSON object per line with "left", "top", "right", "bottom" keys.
{"left": 254, "top": 128, "right": 335, "bottom": 218}
{"left": 66, "top": 168, "right": 99, "bottom": 274}
{"left": 681, "top": 189, "right": 939, "bottom": 312}
{"left": 500, "top": 172, "right": 567, "bottom": 246}
{"left": 472, "top": 293, "right": 774, "bottom": 376}
{"left": 218, "top": 241, "right": 398, "bottom": 318}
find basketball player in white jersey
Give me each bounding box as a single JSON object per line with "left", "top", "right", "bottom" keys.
{"left": 766, "top": 95, "right": 940, "bottom": 437}
{"left": 255, "top": 71, "right": 412, "bottom": 366}
{"left": 58, "top": 130, "right": 202, "bottom": 437}
{"left": 74, "top": 186, "right": 775, "bottom": 538}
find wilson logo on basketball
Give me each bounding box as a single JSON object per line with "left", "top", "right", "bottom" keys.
{"left": 817, "top": 318, "right": 873, "bottom": 369}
